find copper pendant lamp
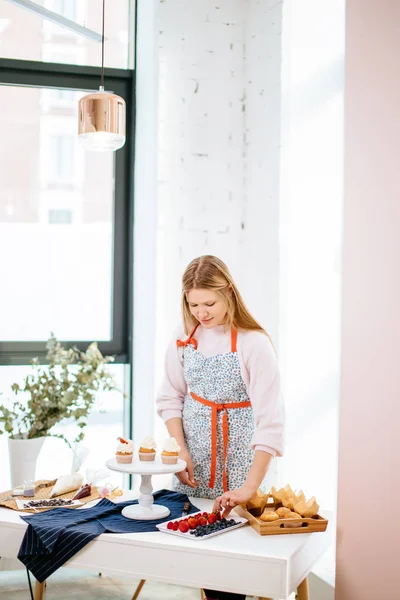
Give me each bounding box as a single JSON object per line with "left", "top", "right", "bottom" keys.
{"left": 78, "top": 0, "right": 126, "bottom": 151}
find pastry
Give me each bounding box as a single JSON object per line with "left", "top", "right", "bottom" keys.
{"left": 49, "top": 473, "right": 83, "bottom": 498}
{"left": 138, "top": 436, "right": 157, "bottom": 461}
{"left": 246, "top": 489, "right": 268, "bottom": 516}
{"left": 161, "top": 437, "right": 180, "bottom": 464}
{"left": 294, "top": 496, "right": 319, "bottom": 518}
{"left": 296, "top": 490, "right": 306, "bottom": 504}
{"left": 271, "top": 484, "right": 295, "bottom": 503}
{"left": 260, "top": 510, "right": 279, "bottom": 522}
{"left": 282, "top": 496, "right": 296, "bottom": 510}
{"left": 115, "top": 437, "right": 133, "bottom": 463}
{"left": 276, "top": 507, "right": 291, "bottom": 518}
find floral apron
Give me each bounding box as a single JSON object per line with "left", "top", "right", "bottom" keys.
{"left": 173, "top": 324, "right": 254, "bottom": 499}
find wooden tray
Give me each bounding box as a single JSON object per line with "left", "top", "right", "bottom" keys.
{"left": 235, "top": 504, "right": 328, "bottom": 536}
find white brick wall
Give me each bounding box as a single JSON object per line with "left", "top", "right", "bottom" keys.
{"left": 156, "top": 0, "right": 282, "bottom": 356}
{"left": 133, "top": 0, "right": 283, "bottom": 442}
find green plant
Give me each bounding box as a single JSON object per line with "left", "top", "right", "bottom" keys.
{"left": 0, "top": 334, "right": 118, "bottom": 445}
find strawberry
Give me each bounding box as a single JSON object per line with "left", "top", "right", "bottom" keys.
{"left": 207, "top": 513, "right": 217, "bottom": 524}
{"left": 118, "top": 437, "right": 129, "bottom": 444}
{"left": 178, "top": 521, "right": 190, "bottom": 533}
{"left": 199, "top": 516, "right": 208, "bottom": 526}
{"left": 202, "top": 512, "right": 208, "bottom": 517}
{"left": 216, "top": 511, "right": 222, "bottom": 521}
{"left": 167, "top": 521, "right": 173, "bottom": 530}
{"left": 188, "top": 517, "right": 197, "bottom": 529}
{"left": 172, "top": 522, "right": 179, "bottom": 531}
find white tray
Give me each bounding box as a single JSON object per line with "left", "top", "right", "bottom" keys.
{"left": 157, "top": 512, "right": 248, "bottom": 540}
{"left": 15, "top": 498, "right": 83, "bottom": 510}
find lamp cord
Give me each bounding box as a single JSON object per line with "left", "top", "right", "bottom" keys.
{"left": 101, "top": 0, "right": 105, "bottom": 89}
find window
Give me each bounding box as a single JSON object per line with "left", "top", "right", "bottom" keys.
{"left": 0, "top": 364, "right": 129, "bottom": 492}
{"left": 1, "top": 0, "right": 133, "bottom": 69}
{"left": 0, "top": 60, "right": 133, "bottom": 361}
{"left": 48, "top": 208, "right": 72, "bottom": 224}
{"left": 41, "top": 88, "right": 76, "bottom": 111}
{"left": 52, "top": 0, "right": 77, "bottom": 21}
{"left": 0, "top": 5, "right": 134, "bottom": 501}
{"left": 49, "top": 135, "right": 75, "bottom": 182}
{"left": 0, "top": 56, "right": 133, "bottom": 496}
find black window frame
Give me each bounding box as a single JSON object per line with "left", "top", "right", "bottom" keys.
{"left": 0, "top": 58, "right": 135, "bottom": 366}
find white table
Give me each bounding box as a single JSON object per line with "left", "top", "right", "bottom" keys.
{"left": 0, "top": 496, "right": 332, "bottom": 600}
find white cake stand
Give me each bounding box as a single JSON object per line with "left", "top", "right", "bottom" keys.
{"left": 105, "top": 456, "right": 186, "bottom": 520}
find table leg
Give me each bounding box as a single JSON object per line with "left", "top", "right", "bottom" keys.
{"left": 200, "top": 590, "right": 206, "bottom": 599}
{"left": 258, "top": 597, "right": 273, "bottom": 600}
{"left": 296, "top": 577, "right": 309, "bottom": 600}
{"left": 34, "top": 580, "right": 46, "bottom": 600}
{"left": 131, "top": 579, "right": 146, "bottom": 600}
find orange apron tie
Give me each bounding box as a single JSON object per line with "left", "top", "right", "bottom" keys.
{"left": 190, "top": 392, "right": 251, "bottom": 492}
{"left": 176, "top": 324, "right": 200, "bottom": 351}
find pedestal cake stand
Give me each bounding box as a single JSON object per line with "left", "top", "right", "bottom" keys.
{"left": 105, "top": 456, "right": 186, "bottom": 520}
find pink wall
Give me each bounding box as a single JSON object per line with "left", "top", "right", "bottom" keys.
{"left": 336, "top": 1, "right": 400, "bottom": 598}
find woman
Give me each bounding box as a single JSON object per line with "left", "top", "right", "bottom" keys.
{"left": 157, "top": 255, "right": 284, "bottom": 600}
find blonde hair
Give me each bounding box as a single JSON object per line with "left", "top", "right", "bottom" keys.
{"left": 182, "top": 255, "right": 271, "bottom": 341}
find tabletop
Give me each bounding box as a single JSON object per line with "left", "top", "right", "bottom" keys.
{"left": 0, "top": 494, "right": 332, "bottom": 598}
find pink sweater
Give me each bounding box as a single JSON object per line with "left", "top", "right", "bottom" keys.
{"left": 156, "top": 324, "right": 285, "bottom": 457}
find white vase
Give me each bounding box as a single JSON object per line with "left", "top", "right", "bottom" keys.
{"left": 8, "top": 436, "right": 46, "bottom": 488}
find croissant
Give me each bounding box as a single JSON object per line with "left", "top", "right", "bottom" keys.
{"left": 260, "top": 510, "right": 280, "bottom": 522}
{"left": 294, "top": 496, "right": 319, "bottom": 517}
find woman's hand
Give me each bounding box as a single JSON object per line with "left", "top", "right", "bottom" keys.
{"left": 174, "top": 448, "right": 199, "bottom": 489}
{"left": 212, "top": 484, "right": 256, "bottom": 517}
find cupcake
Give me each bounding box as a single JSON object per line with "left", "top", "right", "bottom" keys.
{"left": 161, "top": 437, "right": 180, "bottom": 464}
{"left": 115, "top": 437, "right": 133, "bottom": 463}
{"left": 138, "top": 436, "right": 157, "bottom": 461}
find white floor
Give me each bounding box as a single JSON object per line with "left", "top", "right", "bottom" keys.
{"left": 0, "top": 568, "right": 301, "bottom": 600}
{"left": 0, "top": 569, "right": 336, "bottom": 600}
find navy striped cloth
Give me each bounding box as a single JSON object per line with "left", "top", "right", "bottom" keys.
{"left": 18, "top": 489, "right": 199, "bottom": 582}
